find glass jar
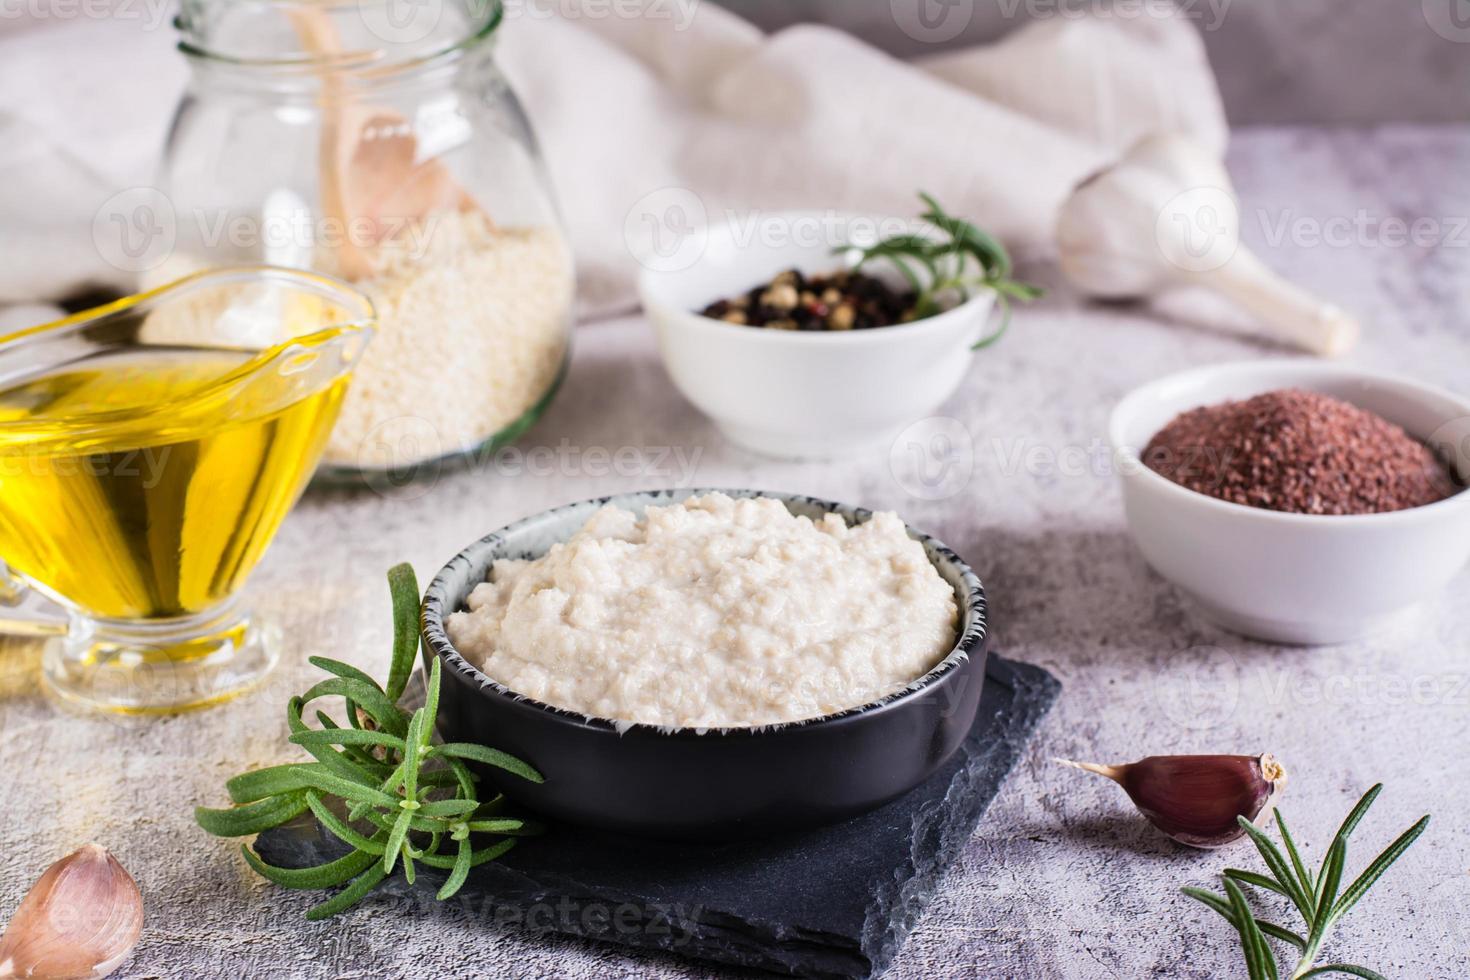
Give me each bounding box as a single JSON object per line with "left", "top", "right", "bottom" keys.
{"left": 160, "top": 0, "right": 573, "bottom": 487}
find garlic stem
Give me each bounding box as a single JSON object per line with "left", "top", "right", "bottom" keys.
{"left": 1054, "top": 759, "right": 1128, "bottom": 782}
{"left": 1210, "top": 251, "right": 1361, "bottom": 357}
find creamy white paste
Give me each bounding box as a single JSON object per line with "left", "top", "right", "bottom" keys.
{"left": 444, "top": 493, "right": 959, "bottom": 728}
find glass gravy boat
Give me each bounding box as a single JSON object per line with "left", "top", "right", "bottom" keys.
{"left": 0, "top": 267, "right": 373, "bottom": 713}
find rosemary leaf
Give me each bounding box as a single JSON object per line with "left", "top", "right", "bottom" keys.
{"left": 307, "top": 656, "right": 387, "bottom": 694}
{"left": 286, "top": 697, "right": 395, "bottom": 784}
{"left": 290, "top": 728, "right": 408, "bottom": 753}
{"left": 1314, "top": 837, "right": 1347, "bottom": 923}
{"left": 382, "top": 806, "right": 415, "bottom": 874}
{"left": 434, "top": 743, "right": 545, "bottom": 784}
{"left": 304, "top": 792, "right": 386, "bottom": 856}
{"left": 1257, "top": 922, "right": 1308, "bottom": 953}
{"left": 1296, "top": 967, "right": 1389, "bottom": 980}
{"left": 437, "top": 838, "right": 474, "bottom": 901}
{"left": 1181, "top": 889, "right": 1305, "bottom": 953}
{"left": 1237, "top": 817, "right": 1317, "bottom": 923}
{"left": 225, "top": 765, "right": 320, "bottom": 805}
{"left": 287, "top": 766, "right": 399, "bottom": 809}
{"left": 241, "top": 844, "right": 378, "bottom": 890}
{"left": 970, "top": 302, "right": 1012, "bottom": 351}
{"left": 1223, "top": 878, "right": 1269, "bottom": 980}
{"left": 1275, "top": 810, "right": 1315, "bottom": 898}
{"left": 299, "top": 678, "right": 406, "bottom": 737}
{"left": 363, "top": 807, "right": 452, "bottom": 837}
{"left": 1328, "top": 815, "right": 1430, "bottom": 925}
{"left": 313, "top": 711, "right": 384, "bottom": 769}
{"left": 465, "top": 819, "right": 530, "bottom": 834}
{"left": 415, "top": 838, "right": 516, "bottom": 871}
{"left": 401, "top": 706, "right": 428, "bottom": 803}
{"left": 1225, "top": 868, "right": 1294, "bottom": 901}
{"left": 1332, "top": 785, "right": 1383, "bottom": 850}
{"left": 196, "top": 793, "right": 308, "bottom": 837}
{"left": 1230, "top": 878, "right": 1280, "bottom": 980}
{"left": 305, "top": 863, "right": 390, "bottom": 921}
{"left": 442, "top": 755, "right": 477, "bottom": 801}
{"left": 384, "top": 562, "right": 420, "bottom": 702}
{"left": 417, "top": 798, "right": 479, "bottom": 818}
{"left": 421, "top": 657, "right": 443, "bottom": 746}
{"left": 292, "top": 740, "right": 389, "bottom": 788}
{"left": 1182, "top": 886, "right": 1234, "bottom": 922}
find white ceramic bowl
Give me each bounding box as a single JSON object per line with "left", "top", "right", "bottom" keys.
{"left": 639, "top": 211, "right": 997, "bottom": 459}
{"left": 1110, "top": 361, "right": 1470, "bottom": 645}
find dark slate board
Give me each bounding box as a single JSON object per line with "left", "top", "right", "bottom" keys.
{"left": 256, "top": 654, "right": 1059, "bottom": 979}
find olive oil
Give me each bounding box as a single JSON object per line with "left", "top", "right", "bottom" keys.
{"left": 0, "top": 346, "right": 347, "bottom": 621}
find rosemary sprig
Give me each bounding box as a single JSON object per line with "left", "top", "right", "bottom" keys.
{"left": 837, "top": 191, "right": 1043, "bottom": 349}
{"left": 195, "top": 564, "right": 542, "bottom": 920}
{"left": 1183, "top": 785, "right": 1429, "bottom": 980}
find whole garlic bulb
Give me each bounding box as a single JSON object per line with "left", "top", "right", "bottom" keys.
{"left": 1056, "top": 133, "right": 1360, "bottom": 357}
{"left": 0, "top": 845, "right": 143, "bottom": 980}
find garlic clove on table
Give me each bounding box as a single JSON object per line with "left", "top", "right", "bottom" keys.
{"left": 1056, "top": 133, "right": 1360, "bottom": 357}
{"left": 1058, "top": 754, "right": 1287, "bottom": 849}
{"left": 0, "top": 845, "right": 143, "bottom": 980}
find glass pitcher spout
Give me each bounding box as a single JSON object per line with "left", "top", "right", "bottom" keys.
{"left": 0, "top": 266, "right": 375, "bottom": 714}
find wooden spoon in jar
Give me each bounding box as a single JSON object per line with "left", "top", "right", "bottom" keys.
{"left": 287, "top": 7, "right": 486, "bottom": 281}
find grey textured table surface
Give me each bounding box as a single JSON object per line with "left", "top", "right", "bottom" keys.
{"left": 2, "top": 126, "right": 1467, "bottom": 979}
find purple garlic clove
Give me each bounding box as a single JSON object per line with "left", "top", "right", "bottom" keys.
{"left": 1059, "top": 753, "right": 1287, "bottom": 849}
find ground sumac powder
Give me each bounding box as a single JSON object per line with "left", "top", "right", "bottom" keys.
{"left": 1143, "top": 388, "right": 1459, "bottom": 515}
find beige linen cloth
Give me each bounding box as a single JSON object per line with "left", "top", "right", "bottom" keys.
{"left": 0, "top": 0, "right": 1225, "bottom": 322}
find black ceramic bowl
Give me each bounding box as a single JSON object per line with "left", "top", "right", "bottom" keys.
{"left": 421, "top": 489, "right": 989, "bottom": 840}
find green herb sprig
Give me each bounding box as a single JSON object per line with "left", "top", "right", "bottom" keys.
{"left": 837, "top": 192, "right": 1043, "bottom": 349}
{"left": 195, "top": 563, "right": 542, "bottom": 920}
{"left": 1183, "top": 785, "right": 1429, "bottom": 980}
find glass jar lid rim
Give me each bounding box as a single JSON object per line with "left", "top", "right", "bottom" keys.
{"left": 175, "top": 0, "right": 504, "bottom": 76}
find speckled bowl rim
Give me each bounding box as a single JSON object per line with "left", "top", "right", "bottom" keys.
{"left": 421, "top": 488, "right": 988, "bottom": 738}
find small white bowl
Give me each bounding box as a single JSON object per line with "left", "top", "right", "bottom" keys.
{"left": 639, "top": 211, "right": 997, "bottom": 459}
{"left": 1110, "top": 361, "right": 1470, "bottom": 645}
